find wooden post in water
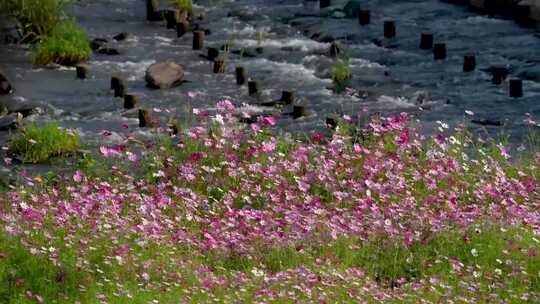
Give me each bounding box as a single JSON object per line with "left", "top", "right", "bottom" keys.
{"left": 76, "top": 64, "right": 89, "bottom": 79}
{"left": 293, "top": 105, "right": 305, "bottom": 119}
{"left": 463, "top": 54, "right": 476, "bottom": 72}
{"left": 419, "top": 32, "right": 433, "bottom": 50}
{"left": 248, "top": 80, "right": 261, "bottom": 96}
{"left": 213, "top": 58, "right": 225, "bottom": 74}
{"left": 207, "top": 48, "right": 219, "bottom": 61}
{"left": 384, "top": 19, "right": 396, "bottom": 38}
{"left": 165, "top": 10, "right": 179, "bottom": 29}
{"left": 176, "top": 21, "right": 189, "bottom": 38}
{"left": 280, "top": 91, "right": 295, "bottom": 105}
{"left": 433, "top": 43, "right": 446, "bottom": 60}
{"left": 193, "top": 31, "right": 204, "bottom": 50}
{"left": 111, "top": 75, "right": 125, "bottom": 97}
{"left": 236, "top": 67, "right": 247, "bottom": 85}
{"left": 124, "top": 93, "right": 138, "bottom": 109}
{"left": 509, "top": 79, "right": 523, "bottom": 98}
{"left": 146, "top": 0, "right": 162, "bottom": 21}
{"left": 491, "top": 65, "right": 508, "bottom": 85}
{"left": 320, "top": 0, "right": 331, "bottom": 9}
{"left": 358, "top": 10, "right": 370, "bottom": 25}
{"left": 139, "top": 109, "right": 154, "bottom": 128}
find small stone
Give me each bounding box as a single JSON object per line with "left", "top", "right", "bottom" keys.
{"left": 113, "top": 32, "right": 129, "bottom": 41}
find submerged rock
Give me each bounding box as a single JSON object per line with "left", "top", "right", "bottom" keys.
{"left": 97, "top": 48, "right": 120, "bottom": 55}
{"left": 0, "top": 96, "right": 40, "bottom": 116}
{"left": 145, "top": 61, "right": 185, "bottom": 89}
{"left": 113, "top": 32, "right": 129, "bottom": 41}
{"left": 227, "top": 8, "right": 258, "bottom": 22}
{"left": 0, "top": 113, "right": 22, "bottom": 131}
{"left": 471, "top": 119, "right": 502, "bottom": 126}
{"left": 0, "top": 70, "right": 13, "bottom": 95}
{"left": 90, "top": 38, "right": 108, "bottom": 51}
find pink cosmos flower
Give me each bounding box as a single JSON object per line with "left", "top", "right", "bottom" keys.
{"left": 73, "top": 170, "right": 83, "bottom": 183}
{"left": 99, "top": 146, "right": 121, "bottom": 157}
{"left": 100, "top": 130, "right": 112, "bottom": 137}
{"left": 262, "top": 116, "right": 277, "bottom": 126}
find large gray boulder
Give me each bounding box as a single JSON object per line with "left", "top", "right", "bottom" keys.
{"left": 0, "top": 113, "right": 21, "bottom": 131}
{"left": 145, "top": 61, "right": 185, "bottom": 89}
{"left": 0, "top": 70, "right": 13, "bottom": 95}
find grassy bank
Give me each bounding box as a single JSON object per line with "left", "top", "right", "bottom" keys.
{"left": 0, "top": 0, "right": 90, "bottom": 65}
{"left": 0, "top": 101, "right": 538, "bottom": 302}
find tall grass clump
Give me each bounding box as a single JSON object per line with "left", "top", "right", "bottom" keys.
{"left": 32, "top": 20, "right": 91, "bottom": 65}
{"left": 7, "top": 122, "right": 80, "bottom": 163}
{"left": 332, "top": 59, "right": 352, "bottom": 93}
{"left": 0, "top": 0, "right": 69, "bottom": 40}
{"left": 169, "top": 0, "right": 193, "bottom": 17}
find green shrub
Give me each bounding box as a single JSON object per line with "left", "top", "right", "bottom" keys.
{"left": 0, "top": 0, "right": 69, "bottom": 39}
{"left": 32, "top": 20, "right": 91, "bottom": 65}
{"left": 331, "top": 59, "right": 352, "bottom": 93}
{"left": 8, "top": 122, "right": 80, "bottom": 163}
{"left": 169, "top": 0, "right": 193, "bottom": 16}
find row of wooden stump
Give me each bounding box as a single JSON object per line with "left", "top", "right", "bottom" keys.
{"left": 329, "top": 3, "right": 525, "bottom": 98}
{"left": 75, "top": 0, "right": 526, "bottom": 129}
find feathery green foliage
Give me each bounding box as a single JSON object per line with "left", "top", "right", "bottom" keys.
{"left": 32, "top": 20, "right": 91, "bottom": 65}
{"left": 7, "top": 122, "right": 80, "bottom": 163}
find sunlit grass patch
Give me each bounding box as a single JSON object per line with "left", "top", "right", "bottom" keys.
{"left": 0, "top": 0, "right": 68, "bottom": 40}
{"left": 8, "top": 122, "right": 80, "bottom": 163}
{"left": 32, "top": 20, "right": 91, "bottom": 66}
{"left": 331, "top": 59, "right": 352, "bottom": 93}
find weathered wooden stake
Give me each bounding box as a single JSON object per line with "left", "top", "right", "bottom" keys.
{"left": 433, "top": 43, "right": 446, "bottom": 60}
{"left": 248, "top": 80, "right": 261, "bottom": 96}
{"left": 213, "top": 58, "right": 225, "bottom": 74}
{"left": 236, "top": 67, "right": 247, "bottom": 85}
{"left": 463, "top": 54, "right": 476, "bottom": 72}
{"left": 358, "top": 10, "right": 370, "bottom": 25}
{"left": 207, "top": 48, "right": 219, "bottom": 61}
{"left": 492, "top": 65, "right": 508, "bottom": 85}
{"left": 165, "top": 9, "right": 179, "bottom": 29}
{"left": 111, "top": 75, "right": 121, "bottom": 90}
{"left": 509, "top": 79, "right": 523, "bottom": 98}
{"left": 419, "top": 32, "right": 433, "bottom": 50}
{"left": 76, "top": 64, "right": 89, "bottom": 79}
{"left": 176, "top": 21, "right": 189, "bottom": 38}
{"left": 384, "top": 20, "right": 396, "bottom": 38}
{"left": 280, "top": 91, "right": 295, "bottom": 105}
{"left": 293, "top": 105, "right": 305, "bottom": 119}
{"left": 113, "top": 77, "right": 125, "bottom": 97}
{"left": 193, "top": 31, "right": 204, "bottom": 50}
{"left": 139, "top": 109, "right": 154, "bottom": 128}
{"left": 320, "top": 0, "right": 331, "bottom": 9}
{"left": 146, "top": 0, "right": 162, "bottom": 21}
{"left": 124, "top": 93, "right": 138, "bottom": 109}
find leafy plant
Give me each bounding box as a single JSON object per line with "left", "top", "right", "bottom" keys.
{"left": 7, "top": 122, "right": 80, "bottom": 163}
{"left": 331, "top": 59, "right": 352, "bottom": 93}
{"left": 32, "top": 19, "right": 91, "bottom": 65}
{"left": 0, "top": 0, "right": 70, "bottom": 40}
{"left": 169, "top": 0, "right": 193, "bottom": 17}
